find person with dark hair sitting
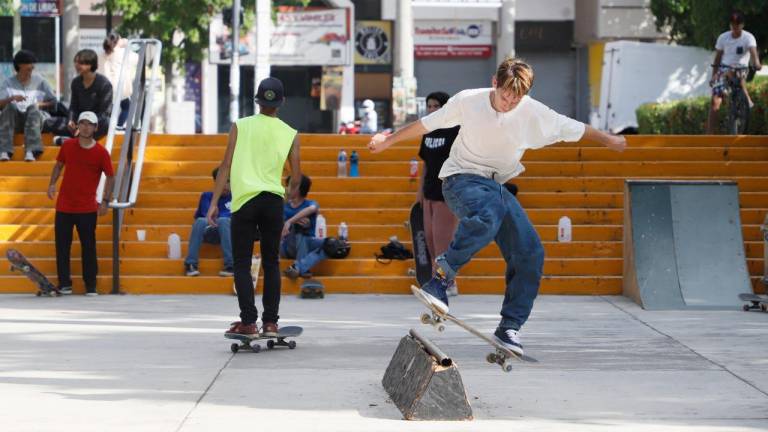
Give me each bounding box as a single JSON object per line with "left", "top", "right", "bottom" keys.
{"left": 280, "top": 174, "right": 327, "bottom": 279}
{"left": 0, "top": 50, "right": 57, "bottom": 162}
{"left": 184, "top": 167, "right": 234, "bottom": 277}
{"left": 54, "top": 49, "right": 113, "bottom": 145}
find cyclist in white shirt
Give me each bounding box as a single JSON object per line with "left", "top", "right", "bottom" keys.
{"left": 707, "top": 11, "right": 761, "bottom": 134}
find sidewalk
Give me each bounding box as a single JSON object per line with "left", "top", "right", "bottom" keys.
{"left": 0, "top": 294, "right": 766, "bottom": 431}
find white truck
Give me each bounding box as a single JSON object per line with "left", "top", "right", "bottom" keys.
{"left": 594, "top": 41, "right": 713, "bottom": 133}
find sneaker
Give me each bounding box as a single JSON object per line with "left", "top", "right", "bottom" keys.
{"left": 24, "top": 151, "right": 34, "bottom": 162}
{"left": 53, "top": 136, "right": 67, "bottom": 146}
{"left": 446, "top": 280, "right": 459, "bottom": 297}
{"left": 283, "top": 264, "right": 300, "bottom": 280}
{"left": 419, "top": 270, "right": 452, "bottom": 314}
{"left": 0, "top": 152, "right": 9, "bottom": 161}
{"left": 85, "top": 287, "right": 98, "bottom": 296}
{"left": 493, "top": 327, "right": 524, "bottom": 356}
{"left": 57, "top": 285, "right": 73, "bottom": 295}
{"left": 218, "top": 266, "right": 234, "bottom": 277}
{"left": 225, "top": 321, "right": 258, "bottom": 337}
{"left": 185, "top": 263, "right": 200, "bottom": 277}
{"left": 261, "top": 321, "right": 279, "bottom": 337}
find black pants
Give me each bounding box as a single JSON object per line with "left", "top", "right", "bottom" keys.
{"left": 55, "top": 211, "right": 98, "bottom": 290}
{"left": 231, "top": 192, "right": 283, "bottom": 325}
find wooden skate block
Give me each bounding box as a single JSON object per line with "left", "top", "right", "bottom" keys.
{"left": 382, "top": 335, "right": 472, "bottom": 421}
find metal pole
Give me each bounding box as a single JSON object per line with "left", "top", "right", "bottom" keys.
{"left": 229, "top": 0, "right": 241, "bottom": 122}
{"left": 409, "top": 328, "right": 452, "bottom": 367}
{"left": 111, "top": 208, "right": 120, "bottom": 294}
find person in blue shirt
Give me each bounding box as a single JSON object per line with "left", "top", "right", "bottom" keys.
{"left": 185, "top": 167, "right": 233, "bottom": 276}
{"left": 280, "top": 175, "right": 326, "bottom": 279}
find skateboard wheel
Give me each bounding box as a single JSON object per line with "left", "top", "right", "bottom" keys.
{"left": 288, "top": 340, "right": 297, "bottom": 349}
{"left": 420, "top": 313, "right": 432, "bottom": 324}
{"left": 502, "top": 361, "right": 513, "bottom": 373}
{"left": 743, "top": 304, "right": 750, "bottom": 311}
{"left": 230, "top": 343, "right": 239, "bottom": 353}
{"left": 761, "top": 304, "right": 768, "bottom": 312}
{"left": 267, "top": 340, "right": 275, "bottom": 350}
{"left": 436, "top": 324, "right": 445, "bottom": 332}
{"left": 486, "top": 353, "right": 497, "bottom": 364}
{"left": 251, "top": 344, "right": 261, "bottom": 353}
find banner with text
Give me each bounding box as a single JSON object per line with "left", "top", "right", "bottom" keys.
{"left": 414, "top": 20, "right": 492, "bottom": 59}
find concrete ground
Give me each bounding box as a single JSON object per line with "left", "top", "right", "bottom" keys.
{"left": 1, "top": 293, "right": 767, "bottom": 432}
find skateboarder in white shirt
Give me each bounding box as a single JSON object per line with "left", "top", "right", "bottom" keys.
{"left": 368, "top": 57, "right": 627, "bottom": 355}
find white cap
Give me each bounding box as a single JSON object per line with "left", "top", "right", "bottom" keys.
{"left": 362, "top": 99, "right": 374, "bottom": 110}
{"left": 77, "top": 111, "right": 98, "bottom": 125}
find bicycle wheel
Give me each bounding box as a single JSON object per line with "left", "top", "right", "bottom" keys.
{"left": 729, "top": 89, "right": 750, "bottom": 134}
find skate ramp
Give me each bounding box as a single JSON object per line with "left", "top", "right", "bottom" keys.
{"left": 623, "top": 180, "right": 751, "bottom": 310}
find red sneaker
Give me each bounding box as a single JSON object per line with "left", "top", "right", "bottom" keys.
{"left": 225, "top": 321, "right": 259, "bottom": 337}
{"left": 261, "top": 322, "right": 279, "bottom": 337}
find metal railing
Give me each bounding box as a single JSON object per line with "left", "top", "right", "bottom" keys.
{"left": 96, "top": 39, "right": 162, "bottom": 294}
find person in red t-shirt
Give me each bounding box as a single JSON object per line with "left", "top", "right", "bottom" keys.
{"left": 47, "top": 111, "right": 114, "bottom": 295}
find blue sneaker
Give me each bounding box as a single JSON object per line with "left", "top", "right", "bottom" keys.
{"left": 493, "top": 327, "right": 524, "bottom": 356}
{"left": 420, "top": 272, "right": 451, "bottom": 314}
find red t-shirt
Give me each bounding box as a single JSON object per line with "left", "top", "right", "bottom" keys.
{"left": 56, "top": 138, "right": 114, "bottom": 213}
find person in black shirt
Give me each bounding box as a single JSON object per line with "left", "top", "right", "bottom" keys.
{"left": 54, "top": 49, "right": 113, "bottom": 145}
{"left": 417, "top": 92, "right": 461, "bottom": 296}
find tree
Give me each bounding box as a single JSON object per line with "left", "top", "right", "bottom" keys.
{"left": 650, "top": 0, "right": 768, "bottom": 61}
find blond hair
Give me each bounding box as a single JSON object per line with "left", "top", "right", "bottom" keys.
{"left": 495, "top": 58, "right": 534, "bottom": 96}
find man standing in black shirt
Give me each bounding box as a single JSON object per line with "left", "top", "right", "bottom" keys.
{"left": 54, "top": 49, "right": 113, "bottom": 145}
{"left": 417, "top": 92, "right": 460, "bottom": 296}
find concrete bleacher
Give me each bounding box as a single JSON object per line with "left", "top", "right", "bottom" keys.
{"left": 1, "top": 133, "right": 767, "bottom": 295}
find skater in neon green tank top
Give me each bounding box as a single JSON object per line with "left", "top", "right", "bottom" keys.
{"left": 207, "top": 77, "right": 301, "bottom": 338}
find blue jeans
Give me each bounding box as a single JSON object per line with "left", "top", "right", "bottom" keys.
{"left": 185, "top": 217, "right": 233, "bottom": 267}
{"left": 438, "top": 174, "right": 544, "bottom": 330}
{"left": 280, "top": 232, "right": 327, "bottom": 274}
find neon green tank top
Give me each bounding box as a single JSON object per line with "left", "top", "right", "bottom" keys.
{"left": 230, "top": 114, "right": 297, "bottom": 212}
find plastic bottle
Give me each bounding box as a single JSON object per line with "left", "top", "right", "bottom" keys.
{"left": 338, "top": 222, "right": 348, "bottom": 240}
{"left": 337, "top": 150, "right": 348, "bottom": 177}
{"left": 349, "top": 150, "right": 359, "bottom": 177}
{"left": 315, "top": 214, "right": 327, "bottom": 239}
{"left": 168, "top": 232, "right": 181, "bottom": 259}
{"left": 558, "top": 216, "right": 572, "bottom": 242}
{"left": 409, "top": 158, "right": 419, "bottom": 179}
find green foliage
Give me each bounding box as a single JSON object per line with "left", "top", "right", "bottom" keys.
{"left": 637, "top": 76, "right": 768, "bottom": 134}
{"left": 650, "top": 0, "right": 768, "bottom": 61}
{"left": 0, "top": 0, "right": 14, "bottom": 16}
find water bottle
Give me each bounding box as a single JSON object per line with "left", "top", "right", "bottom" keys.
{"left": 337, "top": 150, "right": 348, "bottom": 177}
{"left": 349, "top": 150, "right": 359, "bottom": 177}
{"left": 315, "top": 214, "right": 327, "bottom": 239}
{"left": 558, "top": 216, "right": 572, "bottom": 242}
{"left": 409, "top": 158, "right": 419, "bottom": 179}
{"left": 168, "top": 232, "right": 181, "bottom": 259}
{"left": 338, "top": 222, "right": 348, "bottom": 240}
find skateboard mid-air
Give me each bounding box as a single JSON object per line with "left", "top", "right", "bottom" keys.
{"left": 411, "top": 285, "right": 537, "bottom": 372}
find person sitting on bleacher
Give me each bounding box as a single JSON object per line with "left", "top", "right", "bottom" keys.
{"left": 184, "top": 167, "right": 234, "bottom": 277}
{"left": 0, "top": 50, "right": 57, "bottom": 162}
{"left": 280, "top": 174, "right": 327, "bottom": 279}
{"left": 54, "top": 49, "right": 113, "bottom": 145}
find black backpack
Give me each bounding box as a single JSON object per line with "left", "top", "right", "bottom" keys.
{"left": 322, "top": 237, "right": 351, "bottom": 259}
{"left": 375, "top": 238, "right": 413, "bottom": 262}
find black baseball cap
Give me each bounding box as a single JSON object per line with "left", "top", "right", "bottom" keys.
{"left": 730, "top": 11, "right": 745, "bottom": 24}
{"left": 255, "top": 77, "right": 285, "bottom": 108}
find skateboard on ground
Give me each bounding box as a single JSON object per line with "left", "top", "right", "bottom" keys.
{"left": 6, "top": 249, "right": 60, "bottom": 297}
{"left": 411, "top": 285, "right": 537, "bottom": 372}
{"left": 300, "top": 279, "right": 324, "bottom": 299}
{"left": 407, "top": 202, "right": 433, "bottom": 286}
{"left": 225, "top": 325, "right": 303, "bottom": 353}
{"left": 738, "top": 293, "right": 768, "bottom": 312}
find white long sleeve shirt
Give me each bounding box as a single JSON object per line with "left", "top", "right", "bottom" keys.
{"left": 420, "top": 88, "right": 585, "bottom": 183}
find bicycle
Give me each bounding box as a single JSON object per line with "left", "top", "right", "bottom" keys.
{"left": 714, "top": 64, "right": 755, "bottom": 134}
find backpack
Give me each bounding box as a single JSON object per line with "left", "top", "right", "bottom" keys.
{"left": 375, "top": 238, "right": 413, "bottom": 262}
{"left": 322, "top": 236, "right": 351, "bottom": 259}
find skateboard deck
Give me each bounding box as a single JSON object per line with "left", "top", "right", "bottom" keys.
{"left": 225, "top": 325, "right": 303, "bottom": 353}
{"left": 738, "top": 293, "right": 768, "bottom": 312}
{"left": 6, "top": 249, "right": 60, "bottom": 296}
{"left": 300, "top": 279, "right": 324, "bottom": 299}
{"left": 408, "top": 203, "right": 432, "bottom": 286}
{"left": 411, "top": 285, "right": 537, "bottom": 372}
